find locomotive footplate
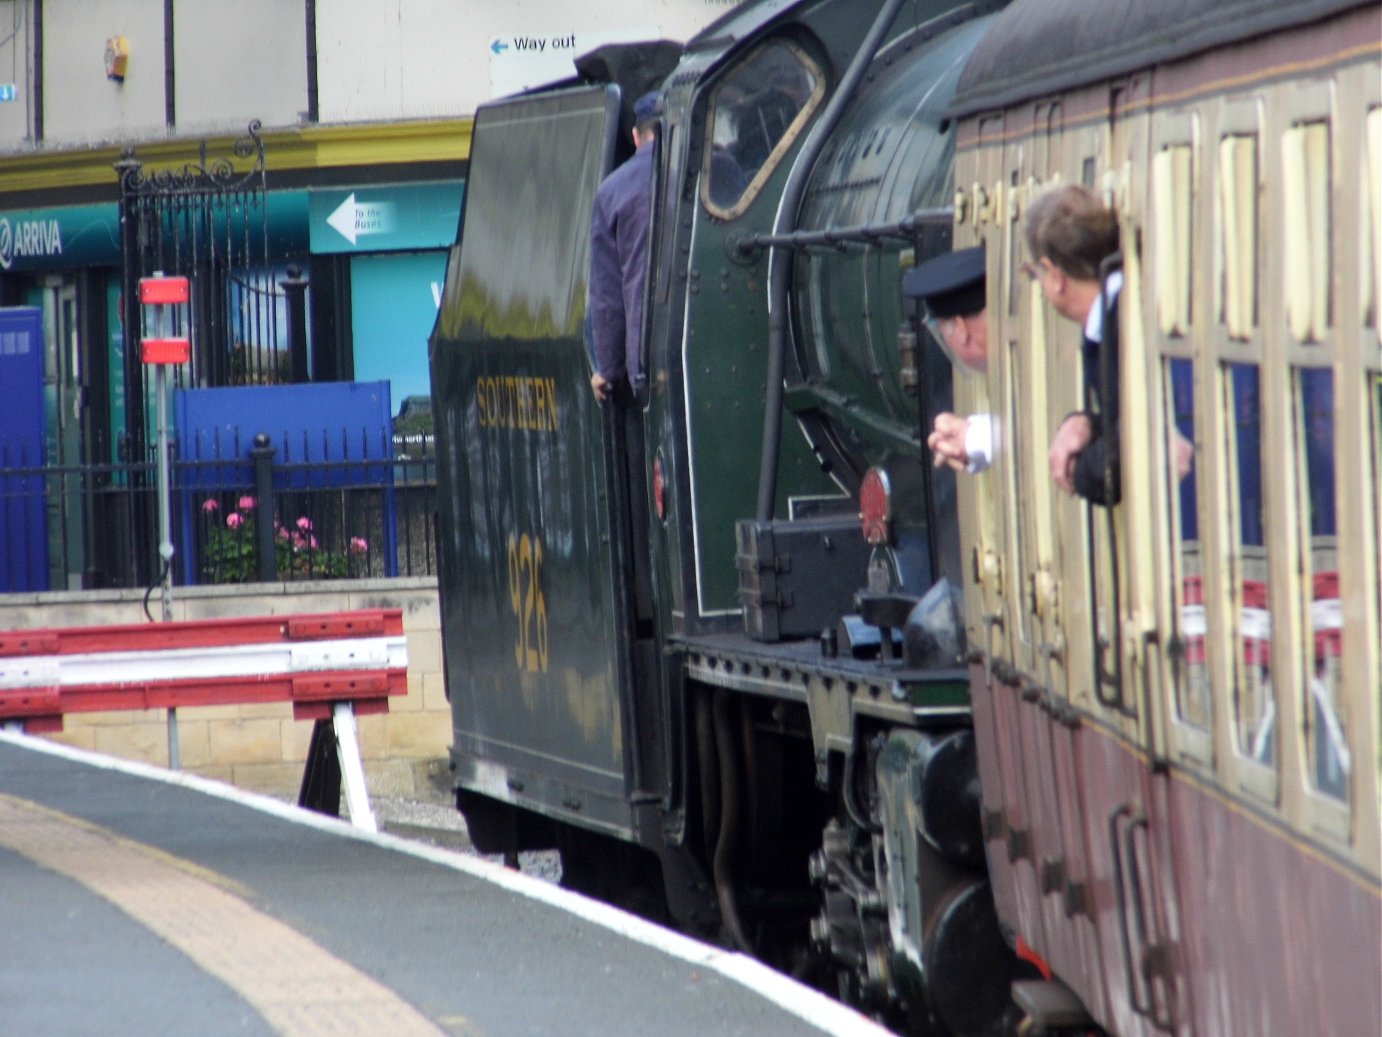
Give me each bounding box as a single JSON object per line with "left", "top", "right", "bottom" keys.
{"left": 676, "top": 631, "right": 968, "bottom": 760}
{"left": 676, "top": 631, "right": 1022, "bottom": 1035}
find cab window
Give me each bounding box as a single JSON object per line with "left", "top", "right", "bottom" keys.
{"left": 700, "top": 41, "right": 824, "bottom": 219}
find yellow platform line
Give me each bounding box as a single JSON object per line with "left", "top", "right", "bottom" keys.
{"left": 0, "top": 794, "right": 457, "bottom": 1037}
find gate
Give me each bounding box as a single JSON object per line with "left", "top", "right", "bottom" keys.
{"left": 110, "top": 121, "right": 283, "bottom": 587}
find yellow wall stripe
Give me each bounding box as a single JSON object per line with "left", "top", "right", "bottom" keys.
{"left": 0, "top": 118, "right": 474, "bottom": 198}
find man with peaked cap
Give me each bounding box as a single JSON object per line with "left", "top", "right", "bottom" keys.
{"left": 588, "top": 91, "right": 660, "bottom": 402}
{"left": 902, "top": 245, "right": 996, "bottom": 473}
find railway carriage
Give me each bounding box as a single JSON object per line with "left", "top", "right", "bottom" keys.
{"left": 948, "top": 0, "right": 1381, "bottom": 1032}
{"left": 429, "top": 0, "right": 1382, "bottom": 1032}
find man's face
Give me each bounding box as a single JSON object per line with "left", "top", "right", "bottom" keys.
{"left": 931, "top": 309, "right": 988, "bottom": 375}
{"left": 1027, "top": 256, "right": 1085, "bottom": 322}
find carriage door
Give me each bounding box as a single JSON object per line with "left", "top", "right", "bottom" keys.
{"left": 1081, "top": 93, "right": 1185, "bottom": 1034}
{"left": 1002, "top": 111, "right": 1113, "bottom": 1016}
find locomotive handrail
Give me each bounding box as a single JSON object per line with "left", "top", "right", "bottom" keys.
{"left": 757, "top": 0, "right": 909, "bottom": 521}
{"left": 735, "top": 207, "right": 952, "bottom": 255}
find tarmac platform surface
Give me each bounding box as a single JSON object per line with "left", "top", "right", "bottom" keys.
{"left": 0, "top": 732, "right": 892, "bottom": 1037}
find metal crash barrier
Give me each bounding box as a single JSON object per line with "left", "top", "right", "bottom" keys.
{"left": 0, "top": 609, "right": 408, "bottom": 832}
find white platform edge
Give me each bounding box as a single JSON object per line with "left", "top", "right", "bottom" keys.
{"left": 0, "top": 728, "right": 894, "bottom": 1037}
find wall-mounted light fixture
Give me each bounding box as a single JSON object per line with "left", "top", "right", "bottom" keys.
{"left": 105, "top": 35, "right": 129, "bottom": 82}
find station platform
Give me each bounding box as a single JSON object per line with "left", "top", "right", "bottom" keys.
{"left": 0, "top": 731, "right": 891, "bottom": 1037}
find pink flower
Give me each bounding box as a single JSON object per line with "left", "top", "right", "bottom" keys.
{"left": 226, "top": 513, "right": 244, "bottom": 530}
{"left": 238, "top": 495, "right": 257, "bottom": 511}
{"left": 276, "top": 526, "right": 290, "bottom": 540}
{"left": 202, "top": 499, "right": 219, "bottom": 513}
{"left": 295, "top": 516, "right": 313, "bottom": 532}
{"left": 348, "top": 537, "right": 368, "bottom": 554}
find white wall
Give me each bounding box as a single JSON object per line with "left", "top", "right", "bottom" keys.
{"left": 316, "top": 0, "right": 742, "bottom": 121}
{"left": 0, "top": 0, "right": 741, "bottom": 151}
{"left": 175, "top": 0, "right": 307, "bottom": 132}
{"left": 0, "top": 1, "right": 36, "bottom": 143}
{"left": 10, "top": 0, "right": 169, "bottom": 144}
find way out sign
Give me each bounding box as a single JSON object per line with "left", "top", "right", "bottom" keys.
{"left": 488, "top": 26, "right": 657, "bottom": 98}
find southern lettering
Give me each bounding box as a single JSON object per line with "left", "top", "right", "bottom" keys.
{"left": 475, "top": 375, "right": 559, "bottom": 432}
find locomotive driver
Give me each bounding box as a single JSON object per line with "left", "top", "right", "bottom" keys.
{"left": 588, "top": 92, "right": 659, "bottom": 403}
{"left": 903, "top": 245, "right": 996, "bottom": 473}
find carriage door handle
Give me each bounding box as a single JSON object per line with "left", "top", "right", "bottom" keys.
{"left": 1110, "top": 805, "right": 1176, "bottom": 1031}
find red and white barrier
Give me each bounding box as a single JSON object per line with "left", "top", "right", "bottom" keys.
{"left": 0, "top": 610, "right": 409, "bottom": 831}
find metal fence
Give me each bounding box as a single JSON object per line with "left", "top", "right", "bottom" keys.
{"left": 0, "top": 439, "right": 437, "bottom": 594}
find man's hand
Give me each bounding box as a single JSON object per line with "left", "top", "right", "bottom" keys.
{"left": 590, "top": 372, "right": 612, "bottom": 402}
{"left": 1049, "top": 413, "right": 1095, "bottom": 493}
{"left": 1172, "top": 428, "right": 1194, "bottom": 480}
{"left": 928, "top": 412, "right": 972, "bottom": 472}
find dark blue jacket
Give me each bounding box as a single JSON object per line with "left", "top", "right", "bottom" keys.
{"left": 589, "top": 142, "right": 654, "bottom": 387}
{"left": 1072, "top": 282, "right": 1121, "bottom": 505}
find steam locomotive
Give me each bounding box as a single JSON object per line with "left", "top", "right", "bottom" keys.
{"left": 430, "top": 0, "right": 1381, "bottom": 1033}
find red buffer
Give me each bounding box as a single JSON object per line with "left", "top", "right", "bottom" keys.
{"left": 141, "top": 337, "right": 191, "bottom": 364}
{"left": 0, "top": 610, "right": 409, "bottom": 734}
{"left": 138, "top": 275, "right": 190, "bottom": 306}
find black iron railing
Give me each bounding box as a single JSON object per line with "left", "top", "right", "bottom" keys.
{"left": 0, "top": 438, "right": 437, "bottom": 594}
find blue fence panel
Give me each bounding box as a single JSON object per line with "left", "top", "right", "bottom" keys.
{"left": 0, "top": 308, "right": 48, "bottom": 592}
{"left": 174, "top": 382, "right": 397, "bottom": 584}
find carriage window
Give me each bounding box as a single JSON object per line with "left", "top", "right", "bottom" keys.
{"left": 1366, "top": 108, "right": 1380, "bottom": 340}
{"left": 1295, "top": 368, "right": 1348, "bottom": 799}
{"left": 1166, "top": 358, "right": 1208, "bottom": 727}
{"left": 1373, "top": 374, "right": 1382, "bottom": 741}
{"left": 1225, "top": 362, "right": 1273, "bottom": 764}
{"left": 1152, "top": 145, "right": 1193, "bottom": 336}
{"left": 701, "top": 41, "right": 823, "bottom": 219}
{"left": 1219, "top": 134, "right": 1258, "bottom": 339}
{"left": 1005, "top": 334, "right": 1032, "bottom": 643}
{"left": 1281, "top": 121, "right": 1331, "bottom": 343}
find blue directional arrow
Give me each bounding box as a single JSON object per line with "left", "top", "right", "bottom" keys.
{"left": 490, "top": 39, "right": 509, "bottom": 55}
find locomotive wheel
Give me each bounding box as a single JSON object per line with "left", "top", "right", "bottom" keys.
{"left": 556, "top": 827, "right": 671, "bottom": 924}
{"left": 923, "top": 880, "right": 1034, "bottom": 1036}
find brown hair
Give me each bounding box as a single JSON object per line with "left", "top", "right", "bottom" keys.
{"left": 1024, "top": 184, "right": 1119, "bottom": 282}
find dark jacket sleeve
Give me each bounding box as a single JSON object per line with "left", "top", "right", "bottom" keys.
{"left": 1074, "top": 287, "right": 1122, "bottom": 506}
{"left": 588, "top": 144, "right": 654, "bottom": 385}
{"left": 588, "top": 189, "right": 626, "bottom": 382}
{"left": 1071, "top": 416, "right": 1121, "bottom": 506}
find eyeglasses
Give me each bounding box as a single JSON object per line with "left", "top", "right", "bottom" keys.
{"left": 1020, "top": 261, "right": 1041, "bottom": 282}
{"left": 924, "top": 314, "right": 961, "bottom": 341}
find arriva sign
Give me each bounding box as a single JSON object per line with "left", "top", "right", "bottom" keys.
{"left": 0, "top": 216, "right": 64, "bottom": 270}
{"left": 0, "top": 205, "right": 123, "bottom": 273}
